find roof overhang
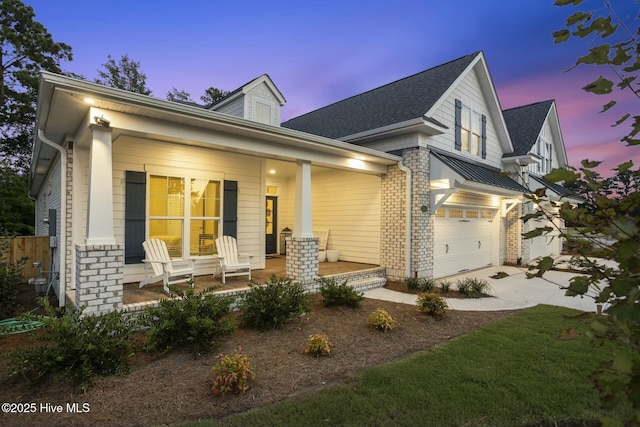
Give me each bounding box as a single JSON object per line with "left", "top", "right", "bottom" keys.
{"left": 430, "top": 152, "right": 526, "bottom": 199}
{"left": 339, "top": 116, "right": 447, "bottom": 144}
{"left": 30, "top": 72, "right": 400, "bottom": 194}
{"left": 502, "top": 153, "right": 539, "bottom": 167}
{"left": 530, "top": 174, "right": 583, "bottom": 204}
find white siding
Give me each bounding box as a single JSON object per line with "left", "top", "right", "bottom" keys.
{"left": 310, "top": 170, "right": 381, "bottom": 264}
{"left": 215, "top": 98, "right": 244, "bottom": 118}
{"left": 528, "top": 118, "right": 560, "bottom": 175}
{"left": 35, "top": 157, "right": 62, "bottom": 295}
{"left": 112, "top": 137, "right": 264, "bottom": 283}
{"left": 245, "top": 82, "right": 281, "bottom": 126}
{"left": 428, "top": 68, "right": 505, "bottom": 169}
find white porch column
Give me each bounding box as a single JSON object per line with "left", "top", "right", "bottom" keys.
{"left": 286, "top": 160, "right": 318, "bottom": 284}
{"left": 293, "top": 160, "right": 313, "bottom": 237}
{"left": 85, "top": 125, "right": 116, "bottom": 245}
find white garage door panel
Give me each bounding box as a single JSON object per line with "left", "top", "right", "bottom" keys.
{"left": 434, "top": 208, "right": 494, "bottom": 278}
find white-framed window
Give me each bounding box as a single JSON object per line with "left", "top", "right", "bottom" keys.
{"left": 535, "top": 137, "right": 553, "bottom": 174}
{"left": 148, "top": 173, "right": 222, "bottom": 257}
{"left": 458, "top": 101, "right": 484, "bottom": 156}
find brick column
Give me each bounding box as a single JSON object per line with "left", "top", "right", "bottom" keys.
{"left": 75, "top": 244, "right": 124, "bottom": 315}
{"left": 520, "top": 202, "right": 534, "bottom": 265}
{"left": 380, "top": 164, "right": 407, "bottom": 280}
{"left": 285, "top": 236, "right": 319, "bottom": 284}
{"left": 504, "top": 205, "right": 521, "bottom": 264}
{"left": 403, "top": 147, "right": 433, "bottom": 278}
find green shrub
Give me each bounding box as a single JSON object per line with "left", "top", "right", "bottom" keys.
{"left": 404, "top": 277, "right": 436, "bottom": 292}
{"left": 439, "top": 280, "right": 452, "bottom": 295}
{"left": 417, "top": 292, "right": 448, "bottom": 319}
{"left": 367, "top": 308, "right": 396, "bottom": 332}
{"left": 211, "top": 349, "right": 255, "bottom": 396}
{"left": 303, "top": 333, "right": 332, "bottom": 357}
{"left": 0, "top": 238, "right": 25, "bottom": 319}
{"left": 456, "top": 277, "right": 492, "bottom": 298}
{"left": 240, "top": 275, "right": 309, "bottom": 330}
{"left": 6, "top": 299, "right": 136, "bottom": 391}
{"left": 139, "top": 285, "right": 235, "bottom": 356}
{"left": 318, "top": 276, "right": 364, "bottom": 308}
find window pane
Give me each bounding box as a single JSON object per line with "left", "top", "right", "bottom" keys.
{"left": 191, "top": 179, "right": 220, "bottom": 217}
{"left": 461, "top": 129, "right": 470, "bottom": 151}
{"left": 466, "top": 210, "right": 478, "bottom": 219}
{"left": 435, "top": 209, "right": 445, "bottom": 218}
{"left": 481, "top": 210, "right": 493, "bottom": 219}
{"left": 449, "top": 209, "right": 463, "bottom": 219}
{"left": 190, "top": 219, "right": 219, "bottom": 256}
{"left": 150, "top": 175, "right": 184, "bottom": 216}
{"left": 149, "top": 219, "right": 183, "bottom": 257}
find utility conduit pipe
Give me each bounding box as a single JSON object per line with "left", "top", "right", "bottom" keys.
{"left": 37, "top": 129, "right": 66, "bottom": 307}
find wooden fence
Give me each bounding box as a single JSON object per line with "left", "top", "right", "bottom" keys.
{"left": 0, "top": 236, "right": 50, "bottom": 281}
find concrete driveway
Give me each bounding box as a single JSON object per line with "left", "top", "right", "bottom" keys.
{"left": 363, "top": 264, "right": 604, "bottom": 313}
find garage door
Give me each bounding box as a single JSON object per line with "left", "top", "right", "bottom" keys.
{"left": 434, "top": 207, "right": 494, "bottom": 278}
{"left": 530, "top": 218, "right": 561, "bottom": 260}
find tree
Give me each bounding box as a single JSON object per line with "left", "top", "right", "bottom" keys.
{"left": 0, "top": 0, "right": 72, "bottom": 173}
{"left": 166, "top": 87, "right": 194, "bottom": 103}
{"left": 95, "top": 54, "right": 152, "bottom": 95}
{"left": 552, "top": 0, "right": 639, "bottom": 146}
{"left": 200, "top": 86, "right": 229, "bottom": 108}
{"left": 0, "top": 160, "right": 34, "bottom": 235}
{"left": 525, "top": 2, "right": 640, "bottom": 426}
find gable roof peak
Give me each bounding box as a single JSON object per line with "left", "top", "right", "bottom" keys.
{"left": 282, "top": 51, "right": 482, "bottom": 139}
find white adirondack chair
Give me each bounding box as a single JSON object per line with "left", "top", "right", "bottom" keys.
{"left": 140, "top": 238, "right": 196, "bottom": 293}
{"left": 215, "top": 236, "right": 252, "bottom": 284}
{"left": 314, "top": 229, "right": 330, "bottom": 261}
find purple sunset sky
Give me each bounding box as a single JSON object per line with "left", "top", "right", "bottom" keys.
{"left": 24, "top": 0, "right": 639, "bottom": 176}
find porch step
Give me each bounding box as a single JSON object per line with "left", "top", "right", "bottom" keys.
{"left": 323, "top": 267, "right": 387, "bottom": 292}
{"left": 348, "top": 276, "right": 387, "bottom": 292}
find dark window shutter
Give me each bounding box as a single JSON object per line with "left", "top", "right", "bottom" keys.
{"left": 125, "top": 171, "right": 146, "bottom": 264}
{"left": 454, "top": 99, "right": 462, "bottom": 151}
{"left": 481, "top": 114, "right": 487, "bottom": 159}
{"left": 223, "top": 180, "right": 238, "bottom": 238}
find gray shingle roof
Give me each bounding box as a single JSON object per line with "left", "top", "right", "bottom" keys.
{"left": 502, "top": 100, "right": 554, "bottom": 157}
{"left": 281, "top": 52, "right": 480, "bottom": 139}
{"left": 431, "top": 149, "right": 528, "bottom": 193}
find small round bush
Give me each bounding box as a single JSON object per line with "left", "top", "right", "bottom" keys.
{"left": 417, "top": 292, "right": 448, "bottom": 319}
{"left": 211, "top": 349, "right": 255, "bottom": 396}
{"left": 318, "top": 276, "right": 364, "bottom": 308}
{"left": 303, "top": 333, "right": 332, "bottom": 357}
{"left": 240, "top": 275, "right": 309, "bottom": 330}
{"left": 367, "top": 308, "right": 396, "bottom": 332}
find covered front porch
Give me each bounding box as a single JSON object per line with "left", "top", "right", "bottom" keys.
{"left": 122, "top": 256, "right": 385, "bottom": 309}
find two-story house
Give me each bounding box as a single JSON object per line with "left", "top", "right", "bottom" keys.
{"left": 29, "top": 51, "right": 574, "bottom": 314}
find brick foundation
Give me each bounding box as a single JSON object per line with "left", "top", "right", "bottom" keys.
{"left": 75, "top": 244, "right": 124, "bottom": 316}
{"left": 285, "top": 236, "right": 319, "bottom": 284}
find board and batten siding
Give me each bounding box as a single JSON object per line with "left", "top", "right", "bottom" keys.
{"left": 428, "top": 67, "right": 505, "bottom": 169}
{"left": 111, "top": 137, "right": 264, "bottom": 283}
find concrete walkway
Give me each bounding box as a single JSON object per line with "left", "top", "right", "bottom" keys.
{"left": 363, "top": 264, "right": 604, "bottom": 313}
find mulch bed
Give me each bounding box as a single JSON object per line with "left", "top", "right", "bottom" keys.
{"left": 0, "top": 283, "right": 514, "bottom": 427}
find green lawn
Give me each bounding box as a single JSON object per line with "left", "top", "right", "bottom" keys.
{"left": 178, "top": 305, "right": 623, "bottom": 427}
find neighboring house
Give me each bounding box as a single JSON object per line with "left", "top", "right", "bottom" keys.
{"left": 502, "top": 100, "right": 579, "bottom": 261}
{"left": 30, "top": 51, "right": 575, "bottom": 315}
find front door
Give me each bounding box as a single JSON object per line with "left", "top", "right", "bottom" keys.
{"left": 266, "top": 196, "right": 278, "bottom": 254}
